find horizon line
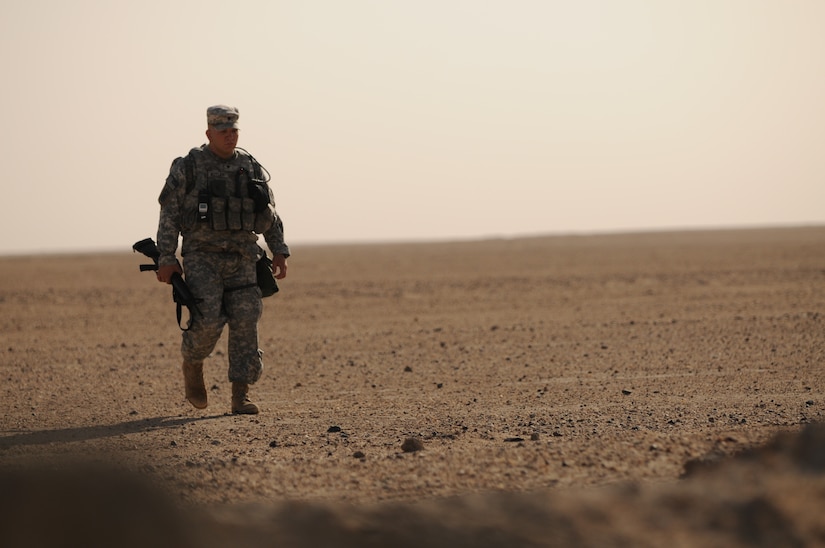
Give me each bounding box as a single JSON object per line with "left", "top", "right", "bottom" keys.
{"left": 1, "top": 222, "right": 823, "bottom": 259}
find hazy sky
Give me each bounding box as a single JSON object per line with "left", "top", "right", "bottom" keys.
{"left": 1, "top": 0, "right": 823, "bottom": 255}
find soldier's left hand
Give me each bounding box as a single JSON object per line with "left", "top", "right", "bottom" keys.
{"left": 272, "top": 255, "right": 288, "bottom": 279}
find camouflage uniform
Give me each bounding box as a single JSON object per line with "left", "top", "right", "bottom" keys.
{"left": 156, "top": 106, "right": 289, "bottom": 386}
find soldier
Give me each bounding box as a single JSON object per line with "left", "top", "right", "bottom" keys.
{"left": 155, "top": 105, "right": 289, "bottom": 414}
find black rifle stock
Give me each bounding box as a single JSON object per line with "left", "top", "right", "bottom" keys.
{"left": 133, "top": 238, "right": 202, "bottom": 330}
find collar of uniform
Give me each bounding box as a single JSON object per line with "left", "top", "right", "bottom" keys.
{"left": 202, "top": 144, "right": 238, "bottom": 162}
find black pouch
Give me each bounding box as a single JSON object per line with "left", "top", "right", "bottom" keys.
{"left": 256, "top": 254, "right": 279, "bottom": 297}
{"left": 248, "top": 180, "right": 271, "bottom": 213}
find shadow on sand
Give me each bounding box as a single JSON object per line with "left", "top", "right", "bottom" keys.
{"left": 0, "top": 414, "right": 226, "bottom": 450}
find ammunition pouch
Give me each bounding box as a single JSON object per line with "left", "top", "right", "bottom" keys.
{"left": 196, "top": 194, "right": 269, "bottom": 233}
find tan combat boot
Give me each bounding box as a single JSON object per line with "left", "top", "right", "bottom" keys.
{"left": 182, "top": 360, "right": 207, "bottom": 409}
{"left": 231, "top": 382, "right": 259, "bottom": 414}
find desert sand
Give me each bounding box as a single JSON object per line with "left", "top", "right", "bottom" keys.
{"left": 1, "top": 227, "right": 824, "bottom": 547}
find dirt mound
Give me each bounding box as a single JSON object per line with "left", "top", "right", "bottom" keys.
{"left": 1, "top": 423, "right": 824, "bottom": 548}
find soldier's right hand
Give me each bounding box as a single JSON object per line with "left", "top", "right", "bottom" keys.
{"left": 156, "top": 264, "right": 183, "bottom": 284}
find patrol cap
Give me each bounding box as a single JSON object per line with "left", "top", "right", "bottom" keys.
{"left": 206, "top": 105, "right": 239, "bottom": 130}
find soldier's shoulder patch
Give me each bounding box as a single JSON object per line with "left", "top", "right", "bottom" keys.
{"left": 159, "top": 158, "right": 186, "bottom": 205}
{"left": 169, "top": 156, "right": 187, "bottom": 178}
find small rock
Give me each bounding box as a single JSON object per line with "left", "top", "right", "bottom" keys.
{"left": 401, "top": 437, "right": 424, "bottom": 452}
{"left": 530, "top": 433, "right": 540, "bottom": 441}
{"left": 327, "top": 426, "right": 342, "bottom": 433}
{"left": 353, "top": 451, "right": 365, "bottom": 459}
{"left": 504, "top": 437, "right": 524, "bottom": 443}
{"left": 269, "top": 440, "right": 279, "bottom": 448}
{"left": 404, "top": 366, "right": 412, "bottom": 372}
{"left": 622, "top": 389, "right": 632, "bottom": 395}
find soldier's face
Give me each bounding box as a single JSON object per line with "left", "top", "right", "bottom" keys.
{"left": 206, "top": 127, "right": 239, "bottom": 159}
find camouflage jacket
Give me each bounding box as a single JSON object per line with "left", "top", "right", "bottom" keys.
{"left": 156, "top": 145, "right": 290, "bottom": 267}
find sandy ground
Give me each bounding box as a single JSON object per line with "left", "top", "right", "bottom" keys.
{"left": 1, "top": 227, "right": 824, "bottom": 546}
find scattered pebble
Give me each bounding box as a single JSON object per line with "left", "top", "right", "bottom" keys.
{"left": 353, "top": 451, "right": 365, "bottom": 459}
{"left": 622, "top": 389, "right": 632, "bottom": 395}
{"left": 327, "top": 426, "right": 342, "bottom": 433}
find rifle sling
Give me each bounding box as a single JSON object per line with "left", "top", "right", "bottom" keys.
{"left": 176, "top": 302, "right": 191, "bottom": 332}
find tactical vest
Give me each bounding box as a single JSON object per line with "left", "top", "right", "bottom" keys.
{"left": 179, "top": 147, "right": 275, "bottom": 234}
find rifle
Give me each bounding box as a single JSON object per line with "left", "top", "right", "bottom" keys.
{"left": 133, "top": 238, "right": 202, "bottom": 330}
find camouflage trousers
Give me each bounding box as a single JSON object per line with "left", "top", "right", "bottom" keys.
{"left": 180, "top": 251, "right": 263, "bottom": 384}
